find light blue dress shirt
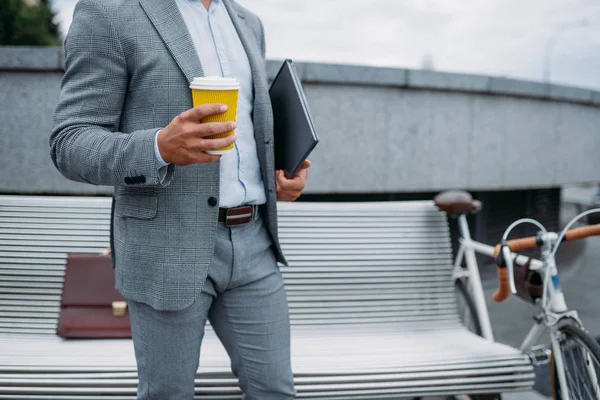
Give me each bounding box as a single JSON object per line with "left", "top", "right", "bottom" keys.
{"left": 155, "top": 0, "right": 266, "bottom": 207}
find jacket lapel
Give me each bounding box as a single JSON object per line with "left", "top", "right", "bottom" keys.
{"left": 222, "top": 0, "right": 273, "bottom": 146}
{"left": 139, "top": 0, "right": 204, "bottom": 83}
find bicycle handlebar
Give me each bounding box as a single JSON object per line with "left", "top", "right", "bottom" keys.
{"left": 492, "top": 237, "right": 538, "bottom": 259}
{"left": 492, "top": 267, "right": 510, "bottom": 303}
{"left": 564, "top": 224, "right": 600, "bottom": 241}
{"left": 492, "top": 223, "right": 600, "bottom": 303}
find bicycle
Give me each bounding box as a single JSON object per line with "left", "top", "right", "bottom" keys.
{"left": 435, "top": 190, "right": 600, "bottom": 400}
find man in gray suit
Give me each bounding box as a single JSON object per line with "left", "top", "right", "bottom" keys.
{"left": 50, "top": 0, "right": 310, "bottom": 398}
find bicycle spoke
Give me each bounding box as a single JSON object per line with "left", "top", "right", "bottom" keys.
{"left": 559, "top": 335, "right": 600, "bottom": 399}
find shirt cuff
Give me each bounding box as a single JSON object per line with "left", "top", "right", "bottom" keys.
{"left": 154, "top": 129, "right": 169, "bottom": 167}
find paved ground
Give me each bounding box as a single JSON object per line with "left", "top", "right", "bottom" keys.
{"left": 483, "top": 187, "right": 600, "bottom": 399}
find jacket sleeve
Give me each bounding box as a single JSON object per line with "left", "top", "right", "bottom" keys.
{"left": 50, "top": 0, "right": 175, "bottom": 187}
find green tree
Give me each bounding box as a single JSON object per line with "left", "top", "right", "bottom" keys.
{"left": 41, "top": 0, "right": 61, "bottom": 40}
{"left": 0, "top": 0, "right": 62, "bottom": 46}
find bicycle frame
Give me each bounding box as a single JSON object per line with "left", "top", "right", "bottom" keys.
{"left": 452, "top": 214, "right": 495, "bottom": 341}
{"left": 447, "top": 197, "right": 600, "bottom": 399}
{"left": 453, "top": 214, "right": 596, "bottom": 400}
{"left": 451, "top": 214, "right": 549, "bottom": 342}
{"left": 452, "top": 219, "right": 568, "bottom": 400}
{"left": 518, "top": 240, "right": 573, "bottom": 399}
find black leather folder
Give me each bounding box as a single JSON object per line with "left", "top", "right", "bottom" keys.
{"left": 269, "top": 59, "right": 319, "bottom": 177}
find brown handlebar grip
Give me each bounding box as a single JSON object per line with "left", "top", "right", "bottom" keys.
{"left": 564, "top": 224, "right": 600, "bottom": 242}
{"left": 506, "top": 237, "right": 538, "bottom": 253}
{"left": 493, "top": 236, "right": 538, "bottom": 262}
{"left": 493, "top": 244, "right": 501, "bottom": 260}
{"left": 493, "top": 267, "right": 510, "bottom": 302}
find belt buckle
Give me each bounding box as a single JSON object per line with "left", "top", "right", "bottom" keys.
{"left": 225, "top": 206, "right": 254, "bottom": 227}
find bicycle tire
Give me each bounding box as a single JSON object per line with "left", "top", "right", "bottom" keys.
{"left": 551, "top": 317, "right": 600, "bottom": 400}
{"left": 454, "top": 279, "right": 483, "bottom": 337}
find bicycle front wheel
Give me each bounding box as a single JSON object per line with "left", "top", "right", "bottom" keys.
{"left": 551, "top": 317, "right": 600, "bottom": 400}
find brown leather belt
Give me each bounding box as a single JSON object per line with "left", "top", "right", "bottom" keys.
{"left": 218, "top": 205, "right": 260, "bottom": 227}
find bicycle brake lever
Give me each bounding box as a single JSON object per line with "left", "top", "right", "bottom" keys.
{"left": 502, "top": 245, "right": 518, "bottom": 295}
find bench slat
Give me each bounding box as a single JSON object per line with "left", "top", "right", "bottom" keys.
{"left": 0, "top": 195, "right": 534, "bottom": 397}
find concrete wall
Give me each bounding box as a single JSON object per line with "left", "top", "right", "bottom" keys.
{"left": 1, "top": 46, "right": 599, "bottom": 195}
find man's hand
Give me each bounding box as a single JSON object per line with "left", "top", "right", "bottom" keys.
{"left": 276, "top": 160, "right": 311, "bottom": 202}
{"left": 157, "top": 104, "right": 236, "bottom": 166}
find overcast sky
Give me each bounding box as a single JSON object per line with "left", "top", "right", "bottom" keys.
{"left": 51, "top": 0, "right": 600, "bottom": 90}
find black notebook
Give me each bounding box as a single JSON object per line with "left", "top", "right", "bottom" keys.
{"left": 269, "top": 59, "right": 319, "bottom": 178}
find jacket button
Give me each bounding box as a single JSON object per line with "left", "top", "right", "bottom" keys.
{"left": 207, "top": 197, "right": 217, "bottom": 207}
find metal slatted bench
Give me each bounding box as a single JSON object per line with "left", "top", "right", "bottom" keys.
{"left": 0, "top": 195, "right": 534, "bottom": 399}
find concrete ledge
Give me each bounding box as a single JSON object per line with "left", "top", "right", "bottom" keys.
{"left": 407, "top": 69, "right": 489, "bottom": 93}
{"left": 550, "top": 85, "right": 594, "bottom": 103}
{"left": 489, "top": 77, "right": 550, "bottom": 98}
{"left": 303, "top": 63, "right": 407, "bottom": 87}
{"left": 0, "top": 47, "right": 62, "bottom": 71}
{"left": 593, "top": 91, "right": 600, "bottom": 106}
{"left": 265, "top": 60, "right": 599, "bottom": 106}
{"left": 1, "top": 47, "right": 597, "bottom": 106}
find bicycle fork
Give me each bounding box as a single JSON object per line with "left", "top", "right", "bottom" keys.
{"left": 551, "top": 332, "right": 571, "bottom": 400}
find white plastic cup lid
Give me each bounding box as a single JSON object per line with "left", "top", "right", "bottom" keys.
{"left": 189, "top": 76, "right": 240, "bottom": 90}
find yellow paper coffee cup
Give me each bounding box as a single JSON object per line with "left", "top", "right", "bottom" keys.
{"left": 189, "top": 77, "right": 240, "bottom": 155}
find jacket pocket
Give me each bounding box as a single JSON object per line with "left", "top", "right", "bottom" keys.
{"left": 114, "top": 194, "right": 158, "bottom": 220}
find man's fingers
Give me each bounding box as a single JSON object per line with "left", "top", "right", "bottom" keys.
{"left": 201, "top": 135, "right": 237, "bottom": 151}
{"left": 277, "top": 172, "right": 305, "bottom": 190}
{"left": 189, "top": 135, "right": 236, "bottom": 151}
{"left": 296, "top": 168, "right": 308, "bottom": 180}
{"left": 181, "top": 103, "right": 228, "bottom": 121}
{"left": 191, "top": 122, "right": 236, "bottom": 138}
{"left": 276, "top": 170, "right": 288, "bottom": 183}
{"left": 299, "top": 160, "right": 312, "bottom": 170}
{"left": 276, "top": 168, "right": 309, "bottom": 201}
{"left": 277, "top": 165, "right": 309, "bottom": 182}
{"left": 276, "top": 170, "right": 288, "bottom": 184}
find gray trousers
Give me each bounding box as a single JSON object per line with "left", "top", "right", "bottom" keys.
{"left": 128, "top": 214, "right": 295, "bottom": 399}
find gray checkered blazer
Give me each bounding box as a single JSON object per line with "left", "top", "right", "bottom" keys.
{"left": 50, "top": 0, "right": 284, "bottom": 311}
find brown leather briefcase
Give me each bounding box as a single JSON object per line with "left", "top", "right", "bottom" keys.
{"left": 56, "top": 253, "right": 131, "bottom": 339}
